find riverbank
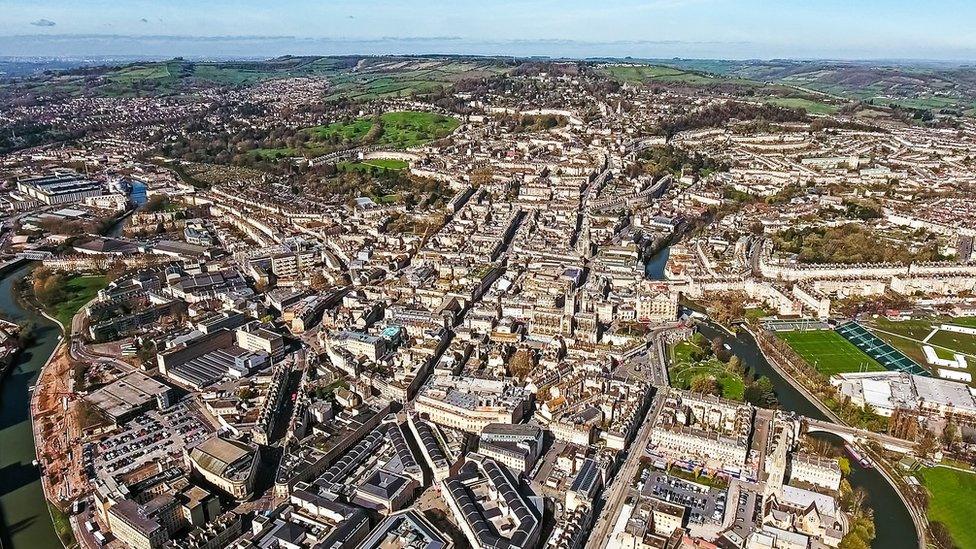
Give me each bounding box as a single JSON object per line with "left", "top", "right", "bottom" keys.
{"left": 0, "top": 263, "right": 66, "bottom": 549}
{"left": 691, "top": 320, "right": 919, "bottom": 549}
{"left": 22, "top": 269, "right": 84, "bottom": 549}
{"left": 742, "top": 324, "right": 928, "bottom": 548}
{"left": 0, "top": 320, "right": 28, "bottom": 381}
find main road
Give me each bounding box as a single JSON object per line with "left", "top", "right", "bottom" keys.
{"left": 585, "top": 387, "right": 669, "bottom": 549}
{"left": 586, "top": 326, "right": 676, "bottom": 549}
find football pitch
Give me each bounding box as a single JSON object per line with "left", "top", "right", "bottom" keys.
{"left": 917, "top": 467, "right": 976, "bottom": 549}
{"left": 777, "top": 330, "right": 884, "bottom": 375}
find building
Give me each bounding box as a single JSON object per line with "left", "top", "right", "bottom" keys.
{"left": 831, "top": 371, "right": 976, "bottom": 424}
{"left": 409, "top": 415, "right": 459, "bottom": 482}
{"left": 415, "top": 375, "right": 530, "bottom": 434}
{"left": 242, "top": 492, "right": 371, "bottom": 548}
{"left": 107, "top": 500, "right": 167, "bottom": 549}
{"left": 85, "top": 370, "right": 175, "bottom": 425}
{"left": 332, "top": 330, "right": 387, "bottom": 361}
{"left": 271, "top": 250, "right": 318, "bottom": 279}
{"left": 636, "top": 283, "right": 680, "bottom": 322}
{"left": 185, "top": 436, "right": 260, "bottom": 500}
{"left": 478, "top": 423, "right": 544, "bottom": 474}
{"left": 566, "top": 458, "right": 604, "bottom": 513}
{"left": 442, "top": 455, "right": 542, "bottom": 549}
{"left": 788, "top": 453, "right": 842, "bottom": 492}
{"left": 649, "top": 390, "right": 754, "bottom": 468}
{"left": 158, "top": 329, "right": 270, "bottom": 389}
{"left": 236, "top": 322, "right": 286, "bottom": 361}
{"left": 353, "top": 469, "right": 419, "bottom": 513}
{"left": 16, "top": 172, "right": 103, "bottom": 205}
{"left": 357, "top": 509, "right": 453, "bottom": 549}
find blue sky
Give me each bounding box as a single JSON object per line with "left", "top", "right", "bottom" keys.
{"left": 2, "top": 0, "right": 976, "bottom": 60}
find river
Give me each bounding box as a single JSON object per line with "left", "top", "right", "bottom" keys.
{"left": 0, "top": 264, "right": 62, "bottom": 549}
{"left": 645, "top": 246, "right": 918, "bottom": 549}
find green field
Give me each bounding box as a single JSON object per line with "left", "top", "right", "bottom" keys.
{"left": 308, "top": 111, "right": 459, "bottom": 149}
{"left": 777, "top": 330, "right": 884, "bottom": 375}
{"left": 5, "top": 56, "right": 511, "bottom": 101}
{"left": 321, "top": 59, "right": 509, "bottom": 101}
{"left": 339, "top": 158, "right": 409, "bottom": 172}
{"left": 48, "top": 275, "right": 108, "bottom": 329}
{"left": 869, "top": 317, "right": 938, "bottom": 340}
{"left": 927, "top": 330, "right": 976, "bottom": 357}
{"left": 602, "top": 64, "right": 722, "bottom": 85}
{"left": 865, "top": 317, "right": 976, "bottom": 382}
{"left": 917, "top": 467, "right": 976, "bottom": 549}
{"left": 250, "top": 147, "right": 299, "bottom": 159}
{"left": 669, "top": 341, "right": 745, "bottom": 400}
{"left": 948, "top": 317, "right": 976, "bottom": 328}
{"left": 765, "top": 97, "right": 840, "bottom": 115}
{"left": 49, "top": 501, "right": 78, "bottom": 548}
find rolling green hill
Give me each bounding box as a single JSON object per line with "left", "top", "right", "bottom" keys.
{"left": 3, "top": 56, "right": 512, "bottom": 100}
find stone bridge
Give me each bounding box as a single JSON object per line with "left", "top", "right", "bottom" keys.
{"left": 804, "top": 418, "right": 915, "bottom": 453}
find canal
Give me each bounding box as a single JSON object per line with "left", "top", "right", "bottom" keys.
{"left": 646, "top": 246, "right": 918, "bottom": 549}
{"left": 0, "top": 264, "right": 62, "bottom": 549}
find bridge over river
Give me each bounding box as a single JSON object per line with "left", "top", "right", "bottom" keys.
{"left": 804, "top": 418, "right": 916, "bottom": 453}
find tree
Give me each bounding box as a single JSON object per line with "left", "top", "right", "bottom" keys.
{"left": 32, "top": 268, "right": 65, "bottom": 306}
{"left": 849, "top": 486, "right": 868, "bottom": 512}
{"left": 941, "top": 421, "right": 959, "bottom": 451}
{"left": 929, "top": 521, "right": 956, "bottom": 549}
{"left": 838, "top": 456, "right": 852, "bottom": 477}
{"left": 917, "top": 429, "right": 938, "bottom": 458}
{"left": 744, "top": 376, "right": 776, "bottom": 407}
{"left": 508, "top": 349, "right": 534, "bottom": 380}
{"left": 707, "top": 292, "right": 747, "bottom": 326}
{"left": 471, "top": 166, "right": 494, "bottom": 188}
{"left": 690, "top": 374, "right": 720, "bottom": 396}
{"left": 106, "top": 261, "right": 127, "bottom": 282}
{"left": 727, "top": 355, "right": 744, "bottom": 375}
{"left": 310, "top": 271, "right": 329, "bottom": 291}
{"left": 711, "top": 337, "right": 725, "bottom": 356}
{"left": 137, "top": 341, "right": 157, "bottom": 367}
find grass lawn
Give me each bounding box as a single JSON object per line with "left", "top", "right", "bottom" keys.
{"left": 917, "top": 467, "right": 976, "bottom": 549}
{"left": 362, "top": 159, "right": 409, "bottom": 170}
{"left": 339, "top": 158, "right": 409, "bottom": 172}
{"left": 745, "top": 307, "right": 772, "bottom": 321}
{"left": 669, "top": 341, "right": 745, "bottom": 400}
{"left": 765, "top": 96, "right": 840, "bottom": 115}
{"left": 927, "top": 330, "right": 976, "bottom": 357}
{"left": 777, "top": 330, "right": 884, "bottom": 375}
{"left": 864, "top": 317, "right": 976, "bottom": 383}
{"left": 949, "top": 317, "right": 976, "bottom": 328}
{"left": 307, "top": 111, "right": 459, "bottom": 149}
{"left": 49, "top": 502, "right": 78, "bottom": 548}
{"left": 48, "top": 275, "right": 108, "bottom": 329}
{"left": 250, "top": 147, "right": 298, "bottom": 159}
{"left": 869, "top": 317, "right": 938, "bottom": 340}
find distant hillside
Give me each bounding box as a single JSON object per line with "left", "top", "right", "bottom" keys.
{"left": 0, "top": 55, "right": 513, "bottom": 101}
{"left": 652, "top": 59, "right": 976, "bottom": 115}
{"left": 5, "top": 54, "right": 975, "bottom": 117}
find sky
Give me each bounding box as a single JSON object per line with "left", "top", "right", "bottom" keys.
{"left": 2, "top": 0, "right": 976, "bottom": 61}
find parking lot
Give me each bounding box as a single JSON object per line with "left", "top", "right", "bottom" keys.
{"left": 90, "top": 402, "right": 209, "bottom": 478}
{"left": 640, "top": 471, "right": 727, "bottom": 525}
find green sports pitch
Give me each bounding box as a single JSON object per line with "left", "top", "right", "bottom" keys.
{"left": 777, "top": 330, "right": 884, "bottom": 375}
{"left": 917, "top": 466, "right": 976, "bottom": 549}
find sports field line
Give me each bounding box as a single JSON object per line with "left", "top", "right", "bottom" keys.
{"left": 871, "top": 326, "right": 976, "bottom": 359}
